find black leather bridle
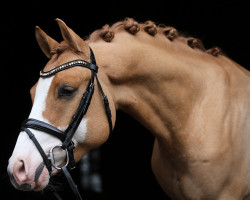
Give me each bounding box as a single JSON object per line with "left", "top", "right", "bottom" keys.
{"left": 20, "top": 48, "right": 112, "bottom": 200}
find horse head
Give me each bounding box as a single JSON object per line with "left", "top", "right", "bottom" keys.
{"left": 7, "top": 19, "right": 114, "bottom": 191}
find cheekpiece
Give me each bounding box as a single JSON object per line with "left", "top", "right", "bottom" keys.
{"left": 40, "top": 59, "right": 98, "bottom": 78}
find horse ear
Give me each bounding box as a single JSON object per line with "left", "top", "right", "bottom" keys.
{"left": 35, "top": 26, "right": 59, "bottom": 58}
{"left": 55, "top": 18, "right": 90, "bottom": 57}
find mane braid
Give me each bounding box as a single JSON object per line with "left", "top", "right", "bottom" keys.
{"left": 143, "top": 20, "right": 157, "bottom": 36}
{"left": 99, "top": 24, "right": 114, "bottom": 42}
{"left": 123, "top": 17, "right": 140, "bottom": 34}
{"left": 87, "top": 17, "right": 223, "bottom": 57}
{"left": 187, "top": 38, "right": 206, "bottom": 51}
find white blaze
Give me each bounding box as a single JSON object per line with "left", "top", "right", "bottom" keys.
{"left": 29, "top": 77, "right": 54, "bottom": 121}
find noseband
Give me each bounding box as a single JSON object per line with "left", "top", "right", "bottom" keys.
{"left": 20, "top": 48, "right": 112, "bottom": 200}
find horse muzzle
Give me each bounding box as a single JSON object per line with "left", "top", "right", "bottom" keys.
{"left": 7, "top": 158, "right": 50, "bottom": 191}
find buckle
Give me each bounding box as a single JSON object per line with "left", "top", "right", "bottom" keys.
{"left": 49, "top": 145, "right": 69, "bottom": 170}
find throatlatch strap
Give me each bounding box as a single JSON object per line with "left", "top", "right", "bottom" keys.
{"left": 95, "top": 75, "right": 112, "bottom": 138}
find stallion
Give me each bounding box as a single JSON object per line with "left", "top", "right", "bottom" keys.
{"left": 7, "top": 18, "right": 250, "bottom": 199}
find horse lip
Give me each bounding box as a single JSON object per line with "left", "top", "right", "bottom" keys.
{"left": 7, "top": 168, "right": 19, "bottom": 189}
{"left": 19, "top": 183, "right": 32, "bottom": 191}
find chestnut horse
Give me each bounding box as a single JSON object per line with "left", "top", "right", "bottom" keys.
{"left": 8, "top": 18, "right": 250, "bottom": 199}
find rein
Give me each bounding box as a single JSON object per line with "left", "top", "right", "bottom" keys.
{"left": 20, "top": 48, "right": 112, "bottom": 200}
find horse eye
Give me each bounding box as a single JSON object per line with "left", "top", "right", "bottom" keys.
{"left": 58, "top": 85, "right": 77, "bottom": 98}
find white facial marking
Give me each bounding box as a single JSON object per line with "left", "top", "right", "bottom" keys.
{"left": 9, "top": 75, "right": 88, "bottom": 175}
{"left": 9, "top": 77, "right": 56, "bottom": 175}
{"left": 10, "top": 77, "right": 60, "bottom": 164}
{"left": 56, "top": 116, "right": 88, "bottom": 145}
{"left": 29, "top": 77, "right": 54, "bottom": 121}
{"left": 73, "top": 118, "right": 88, "bottom": 144}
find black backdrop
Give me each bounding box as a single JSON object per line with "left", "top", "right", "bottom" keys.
{"left": 0, "top": 1, "right": 249, "bottom": 200}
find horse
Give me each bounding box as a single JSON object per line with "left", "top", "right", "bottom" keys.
{"left": 7, "top": 18, "right": 250, "bottom": 199}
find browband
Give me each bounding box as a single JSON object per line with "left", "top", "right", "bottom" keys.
{"left": 40, "top": 59, "right": 98, "bottom": 77}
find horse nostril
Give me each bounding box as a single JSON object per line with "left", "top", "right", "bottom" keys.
{"left": 13, "top": 160, "right": 28, "bottom": 183}
{"left": 19, "top": 161, "right": 25, "bottom": 172}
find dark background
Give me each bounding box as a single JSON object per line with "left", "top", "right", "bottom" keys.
{"left": 0, "top": 0, "right": 249, "bottom": 199}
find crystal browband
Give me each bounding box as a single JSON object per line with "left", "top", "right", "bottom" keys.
{"left": 40, "top": 59, "right": 98, "bottom": 78}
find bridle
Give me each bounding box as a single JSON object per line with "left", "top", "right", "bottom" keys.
{"left": 20, "top": 48, "right": 112, "bottom": 200}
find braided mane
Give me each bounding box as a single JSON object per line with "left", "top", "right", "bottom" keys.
{"left": 88, "top": 18, "right": 223, "bottom": 57}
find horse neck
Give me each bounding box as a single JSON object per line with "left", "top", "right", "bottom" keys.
{"left": 89, "top": 32, "right": 248, "bottom": 138}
